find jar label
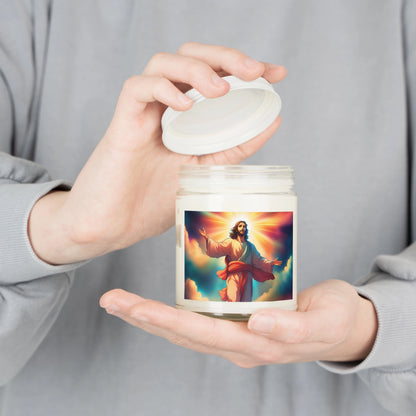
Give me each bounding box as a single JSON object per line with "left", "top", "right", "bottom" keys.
{"left": 184, "top": 211, "right": 294, "bottom": 302}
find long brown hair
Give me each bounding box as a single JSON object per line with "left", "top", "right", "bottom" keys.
{"left": 229, "top": 221, "right": 248, "bottom": 240}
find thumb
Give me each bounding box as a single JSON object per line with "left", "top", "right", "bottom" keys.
{"left": 100, "top": 288, "right": 145, "bottom": 314}
{"left": 247, "top": 308, "right": 335, "bottom": 344}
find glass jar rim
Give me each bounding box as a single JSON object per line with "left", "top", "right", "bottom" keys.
{"left": 178, "top": 165, "right": 295, "bottom": 193}
{"left": 179, "top": 165, "right": 294, "bottom": 176}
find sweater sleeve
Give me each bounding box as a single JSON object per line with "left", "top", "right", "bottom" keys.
{"left": 318, "top": 246, "right": 416, "bottom": 415}
{"left": 0, "top": 153, "right": 85, "bottom": 283}
{"left": 0, "top": 2, "right": 85, "bottom": 385}
{"left": 0, "top": 157, "right": 88, "bottom": 386}
{"left": 318, "top": 2, "right": 416, "bottom": 415}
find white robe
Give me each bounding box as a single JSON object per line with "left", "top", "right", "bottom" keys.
{"left": 206, "top": 238, "right": 274, "bottom": 301}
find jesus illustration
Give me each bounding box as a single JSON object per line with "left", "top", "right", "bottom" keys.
{"left": 199, "top": 220, "right": 282, "bottom": 302}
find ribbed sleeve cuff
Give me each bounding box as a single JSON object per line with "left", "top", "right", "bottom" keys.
{"left": 0, "top": 181, "right": 86, "bottom": 284}
{"left": 318, "top": 274, "right": 416, "bottom": 374}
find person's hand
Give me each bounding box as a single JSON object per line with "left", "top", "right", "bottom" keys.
{"left": 199, "top": 227, "right": 208, "bottom": 240}
{"left": 99, "top": 279, "right": 378, "bottom": 367}
{"left": 28, "top": 42, "right": 287, "bottom": 265}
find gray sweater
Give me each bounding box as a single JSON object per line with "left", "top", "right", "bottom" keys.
{"left": 1, "top": 1, "right": 415, "bottom": 415}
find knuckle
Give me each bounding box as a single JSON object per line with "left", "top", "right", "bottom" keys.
{"left": 177, "top": 41, "right": 198, "bottom": 55}
{"left": 287, "top": 320, "right": 311, "bottom": 343}
{"left": 149, "top": 52, "right": 170, "bottom": 64}
{"left": 251, "top": 338, "right": 284, "bottom": 364}
{"left": 151, "top": 76, "right": 171, "bottom": 99}
{"left": 155, "top": 76, "right": 172, "bottom": 92}
{"left": 183, "top": 64, "right": 215, "bottom": 93}
{"left": 122, "top": 75, "right": 140, "bottom": 92}
{"left": 182, "top": 60, "right": 206, "bottom": 79}
{"left": 128, "top": 302, "right": 146, "bottom": 319}
{"left": 257, "top": 349, "right": 281, "bottom": 365}
{"left": 167, "top": 334, "right": 191, "bottom": 348}
{"left": 144, "top": 52, "right": 171, "bottom": 74}
{"left": 220, "top": 46, "right": 241, "bottom": 60}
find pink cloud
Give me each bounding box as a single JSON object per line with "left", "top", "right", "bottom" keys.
{"left": 185, "top": 278, "right": 209, "bottom": 301}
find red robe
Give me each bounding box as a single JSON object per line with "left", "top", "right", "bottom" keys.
{"left": 216, "top": 260, "right": 275, "bottom": 301}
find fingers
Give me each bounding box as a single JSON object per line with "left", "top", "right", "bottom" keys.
{"left": 100, "top": 282, "right": 364, "bottom": 365}
{"left": 177, "top": 42, "right": 265, "bottom": 81}
{"left": 115, "top": 43, "right": 286, "bottom": 126}
{"left": 116, "top": 50, "right": 234, "bottom": 119}
{"left": 114, "top": 75, "right": 194, "bottom": 121}
{"left": 100, "top": 288, "right": 146, "bottom": 314}
{"left": 101, "top": 289, "right": 252, "bottom": 351}
{"left": 99, "top": 289, "right": 341, "bottom": 365}
{"left": 178, "top": 42, "right": 287, "bottom": 84}
{"left": 143, "top": 52, "right": 230, "bottom": 99}
{"left": 262, "top": 62, "right": 287, "bottom": 84}
{"left": 99, "top": 289, "right": 286, "bottom": 364}
{"left": 273, "top": 258, "right": 282, "bottom": 266}
{"left": 142, "top": 43, "right": 286, "bottom": 100}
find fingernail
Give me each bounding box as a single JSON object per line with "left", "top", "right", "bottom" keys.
{"left": 100, "top": 299, "right": 115, "bottom": 311}
{"left": 178, "top": 92, "right": 192, "bottom": 106}
{"left": 248, "top": 314, "right": 275, "bottom": 334}
{"left": 211, "top": 73, "right": 226, "bottom": 87}
{"left": 104, "top": 306, "right": 119, "bottom": 315}
{"left": 245, "top": 57, "right": 259, "bottom": 68}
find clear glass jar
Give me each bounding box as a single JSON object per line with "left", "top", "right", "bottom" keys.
{"left": 175, "top": 165, "right": 297, "bottom": 321}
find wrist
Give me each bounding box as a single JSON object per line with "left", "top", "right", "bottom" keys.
{"left": 353, "top": 295, "right": 378, "bottom": 360}
{"left": 326, "top": 293, "right": 378, "bottom": 363}
{"left": 28, "top": 190, "right": 109, "bottom": 265}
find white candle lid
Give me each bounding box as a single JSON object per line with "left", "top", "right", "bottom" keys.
{"left": 161, "top": 76, "right": 281, "bottom": 155}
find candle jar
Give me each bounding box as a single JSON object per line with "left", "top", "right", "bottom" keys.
{"left": 175, "top": 165, "right": 297, "bottom": 321}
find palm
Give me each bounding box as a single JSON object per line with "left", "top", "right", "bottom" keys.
{"left": 100, "top": 279, "right": 377, "bottom": 367}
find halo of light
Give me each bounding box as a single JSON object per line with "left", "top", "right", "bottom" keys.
{"left": 199, "top": 211, "right": 292, "bottom": 260}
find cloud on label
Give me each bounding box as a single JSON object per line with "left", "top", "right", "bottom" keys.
{"left": 185, "top": 226, "right": 210, "bottom": 268}
{"left": 255, "top": 256, "right": 293, "bottom": 302}
{"left": 185, "top": 278, "right": 209, "bottom": 301}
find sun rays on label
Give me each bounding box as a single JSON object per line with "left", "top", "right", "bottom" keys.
{"left": 199, "top": 211, "right": 292, "bottom": 260}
